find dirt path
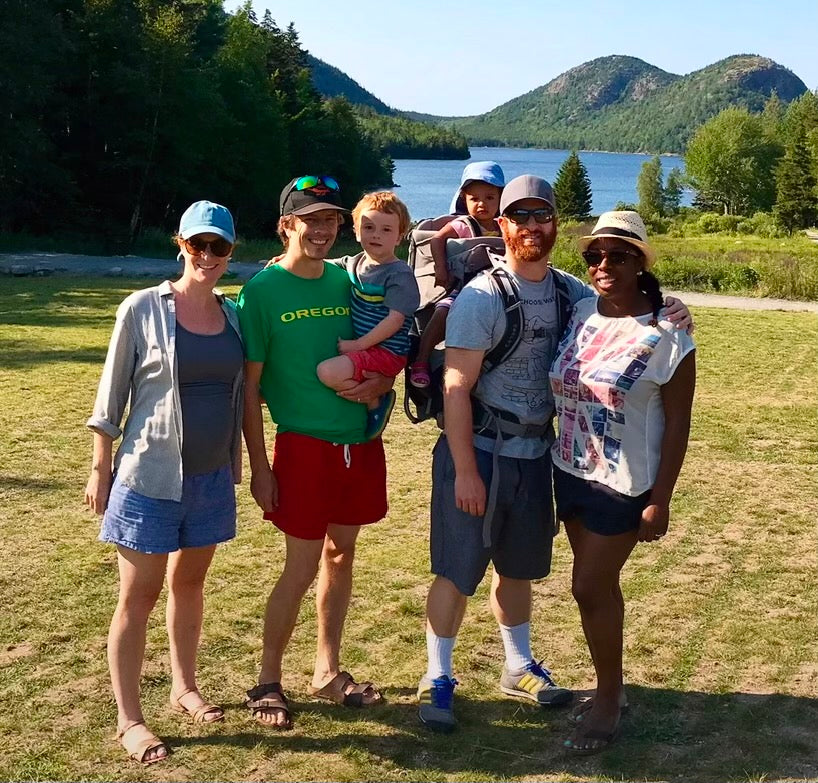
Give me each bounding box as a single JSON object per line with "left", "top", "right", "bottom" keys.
{"left": 2, "top": 252, "right": 817, "bottom": 313}
{"left": 664, "top": 291, "right": 818, "bottom": 313}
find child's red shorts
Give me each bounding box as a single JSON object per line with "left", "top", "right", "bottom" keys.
{"left": 346, "top": 345, "right": 407, "bottom": 382}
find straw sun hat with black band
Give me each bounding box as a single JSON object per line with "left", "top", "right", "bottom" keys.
{"left": 578, "top": 211, "right": 657, "bottom": 269}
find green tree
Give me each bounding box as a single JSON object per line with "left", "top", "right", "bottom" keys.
{"left": 637, "top": 155, "right": 665, "bottom": 217}
{"left": 553, "top": 151, "right": 592, "bottom": 219}
{"left": 664, "top": 167, "right": 684, "bottom": 214}
{"left": 761, "top": 91, "right": 785, "bottom": 142}
{"left": 773, "top": 131, "right": 818, "bottom": 232}
{"left": 0, "top": 1, "right": 395, "bottom": 241}
{"left": 782, "top": 91, "right": 818, "bottom": 144}
{"left": 685, "top": 107, "right": 781, "bottom": 215}
{"left": 0, "top": 0, "right": 74, "bottom": 231}
{"left": 782, "top": 91, "right": 818, "bottom": 188}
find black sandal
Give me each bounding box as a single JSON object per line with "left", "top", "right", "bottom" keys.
{"left": 245, "top": 682, "right": 293, "bottom": 730}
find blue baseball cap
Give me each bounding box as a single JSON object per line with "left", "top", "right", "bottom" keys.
{"left": 178, "top": 201, "right": 235, "bottom": 244}
{"left": 450, "top": 161, "right": 505, "bottom": 214}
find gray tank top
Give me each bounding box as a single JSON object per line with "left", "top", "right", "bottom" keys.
{"left": 176, "top": 319, "right": 243, "bottom": 476}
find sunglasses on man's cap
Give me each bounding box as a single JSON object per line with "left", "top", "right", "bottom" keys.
{"left": 293, "top": 175, "right": 340, "bottom": 193}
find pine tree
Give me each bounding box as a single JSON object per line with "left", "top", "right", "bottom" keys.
{"left": 664, "top": 167, "right": 684, "bottom": 215}
{"left": 553, "top": 151, "right": 592, "bottom": 219}
{"left": 773, "top": 131, "right": 818, "bottom": 233}
{"left": 761, "top": 91, "right": 785, "bottom": 142}
{"left": 637, "top": 156, "right": 665, "bottom": 217}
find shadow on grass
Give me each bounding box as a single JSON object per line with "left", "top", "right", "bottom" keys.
{"left": 1, "top": 340, "right": 107, "bottom": 367}
{"left": 0, "top": 474, "right": 68, "bottom": 492}
{"left": 0, "top": 277, "right": 154, "bottom": 328}
{"left": 163, "top": 686, "right": 818, "bottom": 781}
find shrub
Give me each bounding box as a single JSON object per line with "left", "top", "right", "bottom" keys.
{"left": 695, "top": 213, "right": 723, "bottom": 234}
{"left": 736, "top": 212, "right": 787, "bottom": 238}
{"left": 722, "top": 264, "right": 761, "bottom": 289}
{"left": 694, "top": 213, "right": 743, "bottom": 234}
{"left": 643, "top": 214, "right": 670, "bottom": 235}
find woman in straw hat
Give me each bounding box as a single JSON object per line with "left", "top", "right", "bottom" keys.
{"left": 549, "top": 211, "right": 696, "bottom": 754}
{"left": 85, "top": 201, "right": 244, "bottom": 765}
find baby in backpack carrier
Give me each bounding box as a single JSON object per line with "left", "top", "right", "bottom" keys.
{"left": 317, "top": 191, "right": 420, "bottom": 440}
{"left": 409, "top": 161, "right": 505, "bottom": 388}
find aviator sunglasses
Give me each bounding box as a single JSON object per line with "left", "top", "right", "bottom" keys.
{"left": 503, "top": 207, "right": 555, "bottom": 225}
{"left": 184, "top": 235, "right": 233, "bottom": 257}
{"left": 293, "top": 175, "right": 340, "bottom": 192}
{"left": 581, "top": 248, "right": 642, "bottom": 267}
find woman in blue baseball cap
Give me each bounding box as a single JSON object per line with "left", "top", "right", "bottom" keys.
{"left": 85, "top": 201, "right": 244, "bottom": 765}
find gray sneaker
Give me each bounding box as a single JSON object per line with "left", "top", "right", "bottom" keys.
{"left": 417, "top": 675, "right": 458, "bottom": 733}
{"left": 499, "top": 660, "right": 573, "bottom": 706}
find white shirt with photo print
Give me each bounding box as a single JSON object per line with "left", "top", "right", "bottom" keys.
{"left": 549, "top": 297, "right": 695, "bottom": 496}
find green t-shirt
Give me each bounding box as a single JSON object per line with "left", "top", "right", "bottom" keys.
{"left": 237, "top": 262, "right": 366, "bottom": 443}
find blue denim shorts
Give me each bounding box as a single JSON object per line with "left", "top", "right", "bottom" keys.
{"left": 100, "top": 465, "right": 236, "bottom": 554}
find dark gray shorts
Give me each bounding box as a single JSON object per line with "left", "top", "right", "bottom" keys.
{"left": 430, "top": 436, "right": 555, "bottom": 596}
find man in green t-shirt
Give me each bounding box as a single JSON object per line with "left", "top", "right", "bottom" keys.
{"left": 237, "top": 176, "right": 392, "bottom": 729}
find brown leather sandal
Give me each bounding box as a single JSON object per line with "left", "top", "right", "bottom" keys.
{"left": 170, "top": 688, "right": 224, "bottom": 723}
{"left": 245, "top": 682, "right": 293, "bottom": 729}
{"left": 116, "top": 721, "right": 169, "bottom": 765}
{"left": 308, "top": 671, "right": 383, "bottom": 707}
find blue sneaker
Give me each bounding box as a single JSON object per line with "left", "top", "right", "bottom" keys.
{"left": 499, "top": 659, "right": 573, "bottom": 706}
{"left": 417, "top": 675, "right": 458, "bottom": 733}
{"left": 365, "top": 389, "right": 396, "bottom": 440}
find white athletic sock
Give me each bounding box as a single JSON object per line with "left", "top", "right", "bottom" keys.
{"left": 425, "top": 629, "right": 456, "bottom": 680}
{"left": 499, "top": 621, "right": 533, "bottom": 671}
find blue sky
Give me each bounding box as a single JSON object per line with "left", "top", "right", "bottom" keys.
{"left": 225, "top": 0, "right": 818, "bottom": 116}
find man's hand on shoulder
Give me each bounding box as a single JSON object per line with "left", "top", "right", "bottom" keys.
{"left": 663, "top": 296, "right": 694, "bottom": 334}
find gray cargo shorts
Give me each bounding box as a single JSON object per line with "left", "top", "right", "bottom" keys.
{"left": 430, "top": 435, "right": 555, "bottom": 596}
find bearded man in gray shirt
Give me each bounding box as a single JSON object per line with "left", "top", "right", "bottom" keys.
{"left": 416, "top": 175, "right": 691, "bottom": 734}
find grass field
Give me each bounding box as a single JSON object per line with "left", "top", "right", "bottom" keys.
{"left": 1, "top": 276, "right": 817, "bottom": 783}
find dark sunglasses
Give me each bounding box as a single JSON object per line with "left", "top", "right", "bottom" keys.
{"left": 294, "top": 175, "right": 340, "bottom": 192}
{"left": 581, "top": 248, "right": 642, "bottom": 267}
{"left": 184, "top": 236, "right": 233, "bottom": 257}
{"left": 503, "top": 207, "right": 555, "bottom": 225}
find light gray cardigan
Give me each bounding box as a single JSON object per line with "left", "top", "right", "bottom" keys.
{"left": 87, "top": 280, "right": 244, "bottom": 501}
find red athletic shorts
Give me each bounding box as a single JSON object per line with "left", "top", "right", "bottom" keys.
{"left": 264, "top": 431, "right": 388, "bottom": 540}
{"left": 347, "top": 345, "right": 407, "bottom": 382}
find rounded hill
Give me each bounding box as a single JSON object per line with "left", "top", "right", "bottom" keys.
{"left": 446, "top": 54, "right": 808, "bottom": 153}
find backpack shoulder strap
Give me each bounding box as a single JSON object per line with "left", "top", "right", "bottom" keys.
{"left": 482, "top": 266, "right": 523, "bottom": 374}
{"left": 550, "top": 267, "right": 575, "bottom": 336}
{"left": 463, "top": 214, "right": 482, "bottom": 237}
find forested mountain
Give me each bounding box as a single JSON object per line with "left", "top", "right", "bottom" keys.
{"left": 307, "top": 54, "right": 396, "bottom": 116}
{"left": 354, "top": 109, "right": 469, "bottom": 160}
{"left": 307, "top": 52, "right": 808, "bottom": 155}
{"left": 305, "top": 56, "right": 469, "bottom": 159}
{"left": 446, "top": 55, "right": 808, "bottom": 153}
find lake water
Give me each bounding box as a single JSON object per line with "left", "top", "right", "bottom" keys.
{"left": 392, "top": 146, "right": 689, "bottom": 220}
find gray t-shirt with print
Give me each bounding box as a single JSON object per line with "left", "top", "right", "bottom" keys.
{"left": 446, "top": 260, "right": 591, "bottom": 459}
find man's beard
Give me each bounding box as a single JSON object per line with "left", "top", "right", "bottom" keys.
{"left": 503, "top": 227, "right": 555, "bottom": 263}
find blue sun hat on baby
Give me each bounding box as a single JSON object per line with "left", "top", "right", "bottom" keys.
{"left": 449, "top": 161, "right": 506, "bottom": 214}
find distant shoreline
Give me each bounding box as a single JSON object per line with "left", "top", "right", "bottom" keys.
{"left": 466, "top": 144, "right": 684, "bottom": 159}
